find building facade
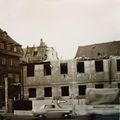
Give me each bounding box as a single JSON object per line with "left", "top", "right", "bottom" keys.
{"left": 0, "top": 28, "right": 23, "bottom": 108}
{"left": 22, "top": 41, "right": 120, "bottom": 101}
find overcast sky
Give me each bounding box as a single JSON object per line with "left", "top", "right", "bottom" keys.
{"left": 0, "top": 0, "right": 120, "bottom": 59}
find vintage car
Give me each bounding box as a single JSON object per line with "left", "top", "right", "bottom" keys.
{"left": 32, "top": 103, "right": 72, "bottom": 119}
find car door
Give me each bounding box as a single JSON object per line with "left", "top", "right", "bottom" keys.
{"left": 45, "top": 105, "right": 62, "bottom": 118}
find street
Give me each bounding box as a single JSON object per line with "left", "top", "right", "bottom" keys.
{"left": 0, "top": 114, "right": 119, "bottom": 120}
{"left": 0, "top": 115, "right": 91, "bottom": 120}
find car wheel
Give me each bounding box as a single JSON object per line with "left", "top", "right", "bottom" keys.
{"left": 37, "top": 114, "right": 46, "bottom": 120}
{"left": 63, "top": 113, "right": 70, "bottom": 119}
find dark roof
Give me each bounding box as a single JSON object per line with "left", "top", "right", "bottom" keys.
{"left": 0, "top": 28, "right": 21, "bottom": 46}
{"left": 75, "top": 41, "right": 120, "bottom": 58}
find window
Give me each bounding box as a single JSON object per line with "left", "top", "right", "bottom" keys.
{"left": 61, "top": 86, "right": 69, "bottom": 96}
{"left": 78, "top": 85, "right": 86, "bottom": 95}
{"left": 95, "top": 60, "right": 103, "bottom": 72}
{"left": 118, "top": 83, "right": 120, "bottom": 89}
{"left": 95, "top": 84, "right": 104, "bottom": 89}
{"left": 0, "top": 43, "right": 4, "bottom": 49}
{"left": 44, "top": 87, "right": 52, "bottom": 97}
{"left": 13, "top": 47, "right": 17, "bottom": 52}
{"left": 60, "top": 63, "right": 68, "bottom": 74}
{"left": 77, "top": 62, "right": 84, "bottom": 73}
{"left": 9, "top": 58, "right": 13, "bottom": 66}
{"left": 45, "top": 105, "right": 55, "bottom": 109}
{"left": 117, "top": 59, "right": 120, "bottom": 72}
{"left": 33, "top": 51, "right": 38, "bottom": 56}
{"left": 29, "top": 88, "right": 36, "bottom": 98}
{"left": 7, "top": 44, "right": 11, "bottom": 51}
{"left": 27, "top": 64, "right": 34, "bottom": 77}
{"left": 44, "top": 63, "right": 51, "bottom": 76}
{"left": 2, "top": 58, "right": 6, "bottom": 65}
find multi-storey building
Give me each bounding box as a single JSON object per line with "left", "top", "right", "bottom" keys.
{"left": 21, "top": 41, "right": 120, "bottom": 101}
{"left": 0, "top": 28, "right": 23, "bottom": 108}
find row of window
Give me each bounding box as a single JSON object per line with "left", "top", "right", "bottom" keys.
{"left": 27, "top": 59, "right": 120, "bottom": 77}
{"left": 0, "top": 42, "right": 18, "bottom": 52}
{"left": 0, "top": 57, "right": 19, "bottom": 66}
{"left": 28, "top": 83, "right": 120, "bottom": 98}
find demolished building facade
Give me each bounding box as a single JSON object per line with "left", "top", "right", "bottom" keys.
{"left": 21, "top": 41, "right": 120, "bottom": 101}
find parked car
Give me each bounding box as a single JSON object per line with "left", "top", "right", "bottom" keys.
{"left": 32, "top": 103, "right": 72, "bottom": 119}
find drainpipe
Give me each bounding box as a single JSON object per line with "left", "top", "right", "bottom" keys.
{"left": 109, "top": 57, "right": 112, "bottom": 86}
{"left": 4, "top": 75, "right": 8, "bottom": 113}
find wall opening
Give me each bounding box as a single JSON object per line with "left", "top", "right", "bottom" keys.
{"left": 95, "top": 60, "right": 103, "bottom": 72}
{"left": 61, "top": 86, "right": 69, "bottom": 96}
{"left": 44, "top": 63, "right": 51, "bottom": 76}
{"left": 95, "top": 84, "right": 104, "bottom": 89}
{"left": 117, "top": 59, "right": 120, "bottom": 72}
{"left": 44, "top": 87, "right": 52, "bottom": 97}
{"left": 60, "top": 63, "right": 68, "bottom": 74}
{"left": 29, "top": 88, "right": 36, "bottom": 98}
{"left": 77, "top": 62, "right": 84, "bottom": 73}
{"left": 27, "top": 64, "right": 34, "bottom": 77}
{"left": 78, "top": 85, "right": 86, "bottom": 95}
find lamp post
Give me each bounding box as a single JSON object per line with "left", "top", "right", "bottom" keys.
{"left": 4, "top": 75, "right": 8, "bottom": 113}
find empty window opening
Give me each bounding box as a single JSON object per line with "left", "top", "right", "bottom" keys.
{"left": 117, "top": 59, "right": 120, "bottom": 72}
{"left": 78, "top": 85, "right": 86, "bottom": 95}
{"left": 44, "top": 63, "right": 51, "bottom": 76}
{"left": 61, "top": 86, "right": 69, "bottom": 96}
{"left": 95, "top": 84, "right": 104, "bottom": 89}
{"left": 33, "top": 51, "right": 38, "bottom": 56}
{"left": 95, "top": 60, "right": 103, "bottom": 72}
{"left": 27, "top": 64, "right": 34, "bottom": 77}
{"left": 44, "top": 87, "right": 52, "bottom": 97}
{"left": 77, "top": 62, "right": 84, "bottom": 73}
{"left": 60, "top": 63, "right": 68, "bottom": 74}
{"left": 29, "top": 88, "right": 36, "bottom": 98}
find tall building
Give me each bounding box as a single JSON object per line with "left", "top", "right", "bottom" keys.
{"left": 0, "top": 28, "right": 23, "bottom": 108}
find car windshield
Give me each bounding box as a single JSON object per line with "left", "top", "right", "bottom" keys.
{"left": 45, "top": 105, "right": 55, "bottom": 109}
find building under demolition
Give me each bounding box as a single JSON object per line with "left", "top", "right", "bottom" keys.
{"left": 21, "top": 41, "right": 120, "bottom": 101}
{"left": 0, "top": 28, "right": 23, "bottom": 108}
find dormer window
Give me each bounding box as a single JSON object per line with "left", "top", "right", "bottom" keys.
{"left": 1, "top": 31, "right": 7, "bottom": 39}
{"left": 33, "top": 51, "right": 38, "bottom": 56}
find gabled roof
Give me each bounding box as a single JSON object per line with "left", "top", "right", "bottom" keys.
{"left": 0, "top": 28, "right": 21, "bottom": 46}
{"left": 75, "top": 41, "right": 120, "bottom": 59}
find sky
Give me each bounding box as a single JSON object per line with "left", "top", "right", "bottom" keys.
{"left": 0, "top": 0, "right": 120, "bottom": 59}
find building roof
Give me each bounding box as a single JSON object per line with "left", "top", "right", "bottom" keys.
{"left": 0, "top": 28, "right": 21, "bottom": 46}
{"left": 75, "top": 41, "right": 120, "bottom": 59}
